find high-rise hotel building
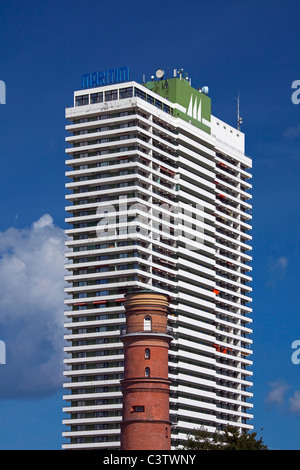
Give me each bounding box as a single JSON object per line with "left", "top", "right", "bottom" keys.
{"left": 62, "top": 67, "right": 253, "bottom": 449}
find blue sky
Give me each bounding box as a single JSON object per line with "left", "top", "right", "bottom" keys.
{"left": 0, "top": 0, "right": 300, "bottom": 450}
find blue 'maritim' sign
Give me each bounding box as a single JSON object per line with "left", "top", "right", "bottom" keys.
{"left": 81, "top": 66, "right": 130, "bottom": 89}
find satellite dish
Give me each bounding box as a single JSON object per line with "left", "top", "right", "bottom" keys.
{"left": 201, "top": 86, "right": 209, "bottom": 95}
{"left": 156, "top": 69, "right": 165, "bottom": 79}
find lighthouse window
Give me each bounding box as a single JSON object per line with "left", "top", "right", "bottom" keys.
{"left": 144, "top": 316, "right": 152, "bottom": 331}
{"left": 145, "top": 348, "right": 150, "bottom": 359}
{"left": 131, "top": 406, "right": 144, "bottom": 412}
{"left": 145, "top": 367, "right": 150, "bottom": 377}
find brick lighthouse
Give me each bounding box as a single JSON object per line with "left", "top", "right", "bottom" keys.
{"left": 120, "top": 290, "right": 173, "bottom": 450}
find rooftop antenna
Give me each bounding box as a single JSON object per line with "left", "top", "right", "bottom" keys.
{"left": 237, "top": 92, "right": 243, "bottom": 130}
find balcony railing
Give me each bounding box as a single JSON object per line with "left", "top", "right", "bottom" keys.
{"left": 119, "top": 325, "right": 173, "bottom": 337}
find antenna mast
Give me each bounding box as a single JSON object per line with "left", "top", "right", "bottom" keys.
{"left": 237, "top": 92, "right": 242, "bottom": 130}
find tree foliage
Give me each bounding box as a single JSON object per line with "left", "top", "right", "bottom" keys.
{"left": 184, "top": 425, "right": 268, "bottom": 450}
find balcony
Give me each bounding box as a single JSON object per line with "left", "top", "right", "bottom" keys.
{"left": 119, "top": 324, "right": 173, "bottom": 338}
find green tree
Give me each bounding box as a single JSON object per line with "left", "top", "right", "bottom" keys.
{"left": 184, "top": 425, "right": 268, "bottom": 450}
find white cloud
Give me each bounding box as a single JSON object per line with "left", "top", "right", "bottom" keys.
{"left": 265, "top": 381, "right": 289, "bottom": 406}
{"left": 266, "top": 256, "right": 289, "bottom": 288}
{"left": 289, "top": 390, "right": 300, "bottom": 415}
{"left": 0, "top": 214, "right": 65, "bottom": 398}
{"left": 275, "top": 256, "right": 288, "bottom": 270}
{"left": 283, "top": 125, "right": 300, "bottom": 139}
{"left": 265, "top": 382, "right": 300, "bottom": 417}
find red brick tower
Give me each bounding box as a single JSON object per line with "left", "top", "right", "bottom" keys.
{"left": 120, "top": 291, "right": 173, "bottom": 450}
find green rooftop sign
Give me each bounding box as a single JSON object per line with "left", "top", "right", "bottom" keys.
{"left": 144, "top": 77, "right": 211, "bottom": 134}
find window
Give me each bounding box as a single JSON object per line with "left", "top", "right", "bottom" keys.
{"left": 119, "top": 87, "right": 133, "bottom": 99}
{"left": 91, "top": 92, "right": 103, "bottom": 104}
{"left": 144, "top": 316, "right": 151, "bottom": 331}
{"left": 99, "top": 254, "right": 109, "bottom": 260}
{"left": 131, "top": 405, "right": 145, "bottom": 412}
{"left": 99, "top": 172, "right": 110, "bottom": 179}
{"left": 105, "top": 89, "right": 118, "bottom": 101}
{"left": 118, "top": 264, "right": 129, "bottom": 270}
{"left": 96, "top": 267, "right": 109, "bottom": 273}
{"left": 100, "top": 290, "right": 109, "bottom": 296}
{"left": 163, "top": 103, "right": 172, "bottom": 115}
{"left": 75, "top": 95, "right": 89, "bottom": 106}
{"left": 134, "top": 88, "right": 146, "bottom": 100}
{"left": 145, "top": 348, "right": 150, "bottom": 359}
{"left": 146, "top": 95, "right": 154, "bottom": 105}
{"left": 145, "top": 367, "right": 150, "bottom": 377}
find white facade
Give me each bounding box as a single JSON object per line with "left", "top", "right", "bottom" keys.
{"left": 62, "top": 76, "right": 253, "bottom": 449}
